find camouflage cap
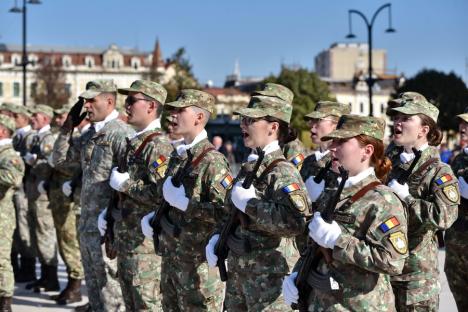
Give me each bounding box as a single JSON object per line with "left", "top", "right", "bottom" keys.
{"left": 7, "top": 104, "right": 31, "bottom": 117}
{"left": 165, "top": 89, "right": 216, "bottom": 115}
{"left": 79, "top": 79, "right": 117, "bottom": 99}
{"left": 118, "top": 80, "right": 167, "bottom": 104}
{"left": 0, "top": 115, "right": 16, "bottom": 132}
{"left": 31, "top": 104, "right": 54, "bottom": 118}
{"left": 322, "top": 114, "right": 386, "bottom": 141}
{"left": 53, "top": 103, "right": 73, "bottom": 115}
{"left": 389, "top": 92, "right": 439, "bottom": 122}
{"left": 253, "top": 83, "right": 294, "bottom": 104}
{"left": 304, "top": 101, "right": 351, "bottom": 120}
{"left": 456, "top": 106, "right": 468, "bottom": 123}
{"left": 234, "top": 95, "right": 292, "bottom": 123}
{"left": 0, "top": 102, "right": 15, "bottom": 112}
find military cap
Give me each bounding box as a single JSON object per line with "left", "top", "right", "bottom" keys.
{"left": 322, "top": 114, "right": 386, "bottom": 141}
{"left": 389, "top": 92, "right": 439, "bottom": 123}
{"left": 79, "top": 79, "right": 117, "bottom": 99}
{"left": 31, "top": 104, "right": 54, "bottom": 118}
{"left": 304, "top": 101, "right": 351, "bottom": 120}
{"left": 7, "top": 104, "right": 31, "bottom": 117}
{"left": 456, "top": 106, "right": 468, "bottom": 123}
{"left": 118, "top": 80, "right": 167, "bottom": 104}
{"left": 253, "top": 83, "right": 294, "bottom": 104}
{"left": 234, "top": 95, "right": 292, "bottom": 124}
{"left": 0, "top": 102, "right": 15, "bottom": 112}
{"left": 53, "top": 103, "right": 72, "bottom": 115}
{"left": 165, "top": 89, "right": 216, "bottom": 115}
{"left": 0, "top": 115, "right": 16, "bottom": 132}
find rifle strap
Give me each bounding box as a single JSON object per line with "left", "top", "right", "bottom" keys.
{"left": 409, "top": 157, "right": 438, "bottom": 179}
{"left": 191, "top": 147, "right": 216, "bottom": 168}
{"left": 347, "top": 181, "right": 382, "bottom": 205}
{"left": 258, "top": 159, "right": 287, "bottom": 181}
{"left": 133, "top": 132, "right": 162, "bottom": 158}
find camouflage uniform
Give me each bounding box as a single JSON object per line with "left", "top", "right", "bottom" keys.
{"left": 283, "top": 138, "right": 308, "bottom": 170}
{"left": 54, "top": 80, "right": 131, "bottom": 312}
{"left": 388, "top": 95, "right": 459, "bottom": 311}
{"left": 158, "top": 90, "right": 230, "bottom": 311}
{"left": 113, "top": 80, "right": 174, "bottom": 311}
{"left": 444, "top": 110, "right": 468, "bottom": 311}
{"left": 0, "top": 116, "right": 25, "bottom": 298}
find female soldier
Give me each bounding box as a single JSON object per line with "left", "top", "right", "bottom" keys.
{"left": 283, "top": 115, "right": 408, "bottom": 311}
{"left": 386, "top": 92, "right": 459, "bottom": 311}
{"left": 205, "top": 95, "right": 309, "bottom": 311}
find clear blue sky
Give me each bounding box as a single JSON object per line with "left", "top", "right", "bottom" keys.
{"left": 0, "top": 0, "right": 466, "bottom": 86}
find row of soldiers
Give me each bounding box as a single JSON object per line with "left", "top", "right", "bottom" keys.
{"left": 0, "top": 79, "right": 465, "bottom": 312}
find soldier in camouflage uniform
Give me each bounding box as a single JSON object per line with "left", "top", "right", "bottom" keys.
{"left": 0, "top": 115, "right": 25, "bottom": 311}
{"left": 97, "top": 80, "right": 173, "bottom": 311}
{"left": 24, "top": 104, "right": 60, "bottom": 292}
{"left": 54, "top": 80, "right": 131, "bottom": 312}
{"left": 283, "top": 115, "right": 409, "bottom": 311}
{"left": 444, "top": 108, "right": 468, "bottom": 311}
{"left": 206, "top": 95, "right": 309, "bottom": 311}
{"left": 386, "top": 92, "right": 459, "bottom": 311}
{"left": 141, "top": 89, "right": 230, "bottom": 311}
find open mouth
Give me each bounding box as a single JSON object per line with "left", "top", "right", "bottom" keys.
{"left": 241, "top": 131, "right": 249, "bottom": 139}
{"left": 394, "top": 129, "right": 402, "bottom": 135}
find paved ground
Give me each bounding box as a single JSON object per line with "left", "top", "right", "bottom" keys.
{"left": 12, "top": 250, "right": 458, "bottom": 311}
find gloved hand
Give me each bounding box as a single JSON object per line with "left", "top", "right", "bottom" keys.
{"left": 205, "top": 234, "right": 220, "bottom": 268}
{"left": 459, "top": 176, "right": 468, "bottom": 199}
{"left": 61, "top": 98, "right": 86, "bottom": 132}
{"left": 97, "top": 208, "right": 107, "bottom": 237}
{"left": 305, "top": 176, "right": 325, "bottom": 202}
{"left": 388, "top": 179, "right": 410, "bottom": 199}
{"left": 282, "top": 272, "right": 299, "bottom": 306}
{"left": 47, "top": 154, "right": 55, "bottom": 168}
{"left": 141, "top": 211, "right": 155, "bottom": 239}
{"left": 37, "top": 181, "right": 47, "bottom": 195}
{"left": 308, "top": 212, "right": 342, "bottom": 249}
{"left": 230, "top": 182, "right": 256, "bottom": 213}
{"left": 109, "top": 167, "right": 130, "bottom": 191}
{"left": 163, "top": 177, "right": 189, "bottom": 211}
{"left": 24, "top": 152, "right": 37, "bottom": 166}
{"left": 62, "top": 180, "right": 72, "bottom": 197}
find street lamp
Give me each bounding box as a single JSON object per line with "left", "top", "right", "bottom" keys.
{"left": 9, "top": 0, "right": 42, "bottom": 106}
{"left": 346, "top": 3, "right": 395, "bottom": 116}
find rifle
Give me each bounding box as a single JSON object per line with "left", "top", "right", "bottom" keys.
{"left": 314, "top": 160, "right": 332, "bottom": 184}
{"left": 214, "top": 147, "right": 265, "bottom": 282}
{"left": 293, "top": 166, "right": 348, "bottom": 311}
{"left": 151, "top": 150, "right": 194, "bottom": 251}
{"left": 396, "top": 148, "right": 422, "bottom": 184}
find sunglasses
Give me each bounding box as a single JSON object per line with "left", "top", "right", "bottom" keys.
{"left": 125, "top": 96, "right": 152, "bottom": 106}
{"left": 240, "top": 116, "right": 266, "bottom": 126}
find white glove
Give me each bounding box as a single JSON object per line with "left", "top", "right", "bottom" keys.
{"left": 24, "top": 152, "right": 37, "bottom": 165}
{"left": 230, "top": 182, "right": 256, "bottom": 213}
{"left": 308, "top": 212, "right": 342, "bottom": 249}
{"left": 62, "top": 180, "right": 72, "bottom": 197}
{"left": 163, "top": 177, "right": 189, "bottom": 211}
{"left": 97, "top": 208, "right": 107, "bottom": 237}
{"left": 282, "top": 272, "right": 299, "bottom": 306}
{"left": 47, "top": 153, "right": 55, "bottom": 167}
{"left": 459, "top": 176, "right": 468, "bottom": 199}
{"left": 37, "top": 181, "right": 47, "bottom": 195}
{"left": 305, "top": 176, "right": 325, "bottom": 202}
{"left": 388, "top": 179, "right": 410, "bottom": 199}
{"left": 109, "top": 167, "right": 130, "bottom": 192}
{"left": 205, "top": 234, "right": 220, "bottom": 268}
{"left": 141, "top": 211, "right": 155, "bottom": 239}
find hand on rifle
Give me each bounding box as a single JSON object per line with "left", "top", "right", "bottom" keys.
{"left": 458, "top": 176, "right": 468, "bottom": 199}
{"left": 308, "top": 212, "right": 342, "bottom": 249}
{"left": 109, "top": 167, "right": 129, "bottom": 191}
{"left": 163, "top": 176, "right": 189, "bottom": 211}
{"left": 205, "top": 234, "right": 220, "bottom": 268}
{"left": 388, "top": 179, "right": 410, "bottom": 200}
{"left": 62, "top": 180, "right": 72, "bottom": 197}
{"left": 97, "top": 208, "right": 107, "bottom": 236}
{"left": 230, "top": 181, "right": 256, "bottom": 213}
{"left": 282, "top": 272, "right": 298, "bottom": 306}
{"left": 141, "top": 211, "right": 155, "bottom": 239}
{"left": 305, "top": 176, "right": 325, "bottom": 202}
{"left": 24, "top": 152, "right": 37, "bottom": 166}
{"left": 61, "top": 98, "right": 86, "bottom": 133}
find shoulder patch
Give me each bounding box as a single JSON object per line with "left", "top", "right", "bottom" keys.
{"left": 379, "top": 216, "right": 400, "bottom": 233}
{"left": 291, "top": 154, "right": 305, "bottom": 167}
{"left": 442, "top": 184, "right": 459, "bottom": 203}
{"left": 220, "top": 174, "right": 234, "bottom": 189}
{"left": 389, "top": 231, "right": 408, "bottom": 254}
{"left": 282, "top": 183, "right": 301, "bottom": 193}
{"left": 288, "top": 193, "right": 307, "bottom": 212}
{"left": 151, "top": 155, "right": 167, "bottom": 168}
{"left": 435, "top": 174, "right": 453, "bottom": 185}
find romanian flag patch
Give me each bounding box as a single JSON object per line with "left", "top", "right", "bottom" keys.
{"left": 379, "top": 217, "right": 400, "bottom": 233}
{"left": 291, "top": 154, "right": 305, "bottom": 166}
{"left": 282, "top": 183, "right": 300, "bottom": 194}
{"left": 151, "top": 155, "right": 166, "bottom": 168}
{"left": 435, "top": 174, "right": 452, "bottom": 185}
{"left": 220, "top": 175, "right": 233, "bottom": 189}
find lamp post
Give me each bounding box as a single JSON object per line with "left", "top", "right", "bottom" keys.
{"left": 9, "top": 0, "right": 42, "bottom": 106}
{"left": 346, "top": 3, "right": 395, "bottom": 116}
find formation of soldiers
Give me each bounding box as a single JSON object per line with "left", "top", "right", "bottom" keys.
{"left": 0, "top": 79, "right": 465, "bottom": 312}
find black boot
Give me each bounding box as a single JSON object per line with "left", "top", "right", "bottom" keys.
{"left": 11, "top": 252, "right": 19, "bottom": 281}
{"left": 16, "top": 257, "right": 37, "bottom": 283}
{"left": 25, "top": 264, "right": 46, "bottom": 290}
{"left": 34, "top": 265, "right": 59, "bottom": 293}
{"left": 52, "top": 277, "right": 82, "bottom": 305}
{"left": 0, "top": 297, "right": 12, "bottom": 312}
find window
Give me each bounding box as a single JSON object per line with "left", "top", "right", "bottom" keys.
{"left": 30, "top": 82, "right": 37, "bottom": 97}
{"left": 0, "top": 82, "right": 3, "bottom": 96}
{"left": 62, "top": 55, "right": 72, "bottom": 68}
{"left": 85, "top": 56, "right": 94, "bottom": 68}
{"left": 13, "top": 82, "right": 20, "bottom": 97}
{"left": 360, "top": 102, "right": 364, "bottom": 113}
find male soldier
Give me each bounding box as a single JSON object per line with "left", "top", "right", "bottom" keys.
{"left": 0, "top": 115, "right": 25, "bottom": 311}
{"left": 96, "top": 80, "right": 174, "bottom": 310}
{"left": 46, "top": 104, "right": 84, "bottom": 305}
{"left": 141, "top": 89, "right": 231, "bottom": 311}
{"left": 54, "top": 80, "right": 131, "bottom": 312}
{"left": 252, "top": 83, "right": 308, "bottom": 169}
{"left": 24, "top": 104, "right": 60, "bottom": 292}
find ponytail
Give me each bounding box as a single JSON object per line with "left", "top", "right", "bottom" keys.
{"left": 355, "top": 134, "right": 392, "bottom": 183}
{"left": 264, "top": 116, "right": 298, "bottom": 145}
{"left": 418, "top": 114, "right": 443, "bottom": 146}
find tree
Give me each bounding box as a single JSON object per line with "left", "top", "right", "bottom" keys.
{"left": 264, "top": 66, "right": 334, "bottom": 132}
{"left": 32, "top": 57, "right": 70, "bottom": 108}
{"left": 396, "top": 69, "right": 468, "bottom": 131}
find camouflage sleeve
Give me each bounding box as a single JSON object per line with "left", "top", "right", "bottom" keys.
{"left": 244, "top": 166, "right": 309, "bottom": 237}
{"left": 405, "top": 164, "right": 459, "bottom": 231}
{"left": 52, "top": 132, "right": 79, "bottom": 167}
{"left": 333, "top": 190, "right": 408, "bottom": 275}
{"left": 33, "top": 134, "right": 55, "bottom": 181}
{"left": 0, "top": 153, "right": 24, "bottom": 188}
{"left": 110, "top": 129, "right": 133, "bottom": 166}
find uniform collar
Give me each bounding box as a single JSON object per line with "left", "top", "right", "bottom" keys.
{"left": 176, "top": 129, "right": 208, "bottom": 156}
{"left": 0, "top": 138, "right": 12, "bottom": 146}
{"left": 16, "top": 125, "right": 31, "bottom": 136}
{"left": 37, "top": 124, "right": 51, "bottom": 134}
{"left": 314, "top": 150, "right": 330, "bottom": 161}
{"left": 338, "top": 167, "right": 375, "bottom": 188}
{"left": 246, "top": 140, "right": 280, "bottom": 162}
{"left": 400, "top": 143, "right": 429, "bottom": 164}
{"left": 93, "top": 109, "right": 119, "bottom": 133}
{"left": 130, "top": 118, "right": 161, "bottom": 139}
